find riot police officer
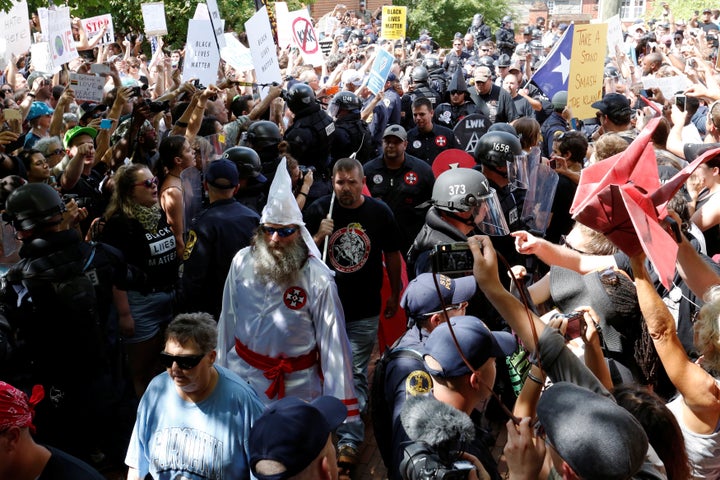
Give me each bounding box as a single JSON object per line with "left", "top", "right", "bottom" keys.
{"left": 467, "top": 13, "right": 492, "bottom": 44}
{"left": 283, "top": 83, "right": 336, "bottom": 173}
{"left": 328, "top": 91, "right": 373, "bottom": 164}
{"left": 496, "top": 16, "right": 517, "bottom": 57}
{"left": 223, "top": 146, "right": 268, "bottom": 214}
{"left": 243, "top": 120, "right": 283, "bottom": 183}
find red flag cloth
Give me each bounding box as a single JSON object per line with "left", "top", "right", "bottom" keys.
{"left": 570, "top": 117, "right": 720, "bottom": 288}
{"left": 0, "top": 382, "right": 44, "bottom": 433}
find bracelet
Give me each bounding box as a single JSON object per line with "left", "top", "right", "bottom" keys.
{"left": 298, "top": 191, "right": 308, "bottom": 198}
{"left": 527, "top": 372, "right": 544, "bottom": 385}
{"left": 174, "top": 121, "right": 188, "bottom": 128}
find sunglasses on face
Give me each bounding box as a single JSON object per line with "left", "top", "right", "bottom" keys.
{"left": 159, "top": 352, "right": 205, "bottom": 370}
{"left": 261, "top": 225, "right": 299, "bottom": 238}
{"left": 135, "top": 177, "right": 158, "bottom": 188}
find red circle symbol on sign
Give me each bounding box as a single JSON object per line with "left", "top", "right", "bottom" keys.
{"left": 292, "top": 17, "right": 319, "bottom": 54}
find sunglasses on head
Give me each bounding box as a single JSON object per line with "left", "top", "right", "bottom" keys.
{"left": 262, "top": 225, "right": 299, "bottom": 237}
{"left": 135, "top": 177, "right": 158, "bottom": 188}
{"left": 159, "top": 352, "right": 205, "bottom": 370}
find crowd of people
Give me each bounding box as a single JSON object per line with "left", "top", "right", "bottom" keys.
{"left": 3, "top": 1, "right": 720, "bottom": 479}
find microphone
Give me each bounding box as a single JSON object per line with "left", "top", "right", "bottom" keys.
{"left": 400, "top": 395, "right": 475, "bottom": 453}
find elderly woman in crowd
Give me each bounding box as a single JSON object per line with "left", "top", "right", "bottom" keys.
{"left": 98, "top": 163, "right": 178, "bottom": 397}
{"left": 125, "top": 313, "right": 264, "bottom": 480}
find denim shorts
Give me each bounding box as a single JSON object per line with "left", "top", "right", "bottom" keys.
{"left": 123, "top": 290, "right": 174, "bottom": 344}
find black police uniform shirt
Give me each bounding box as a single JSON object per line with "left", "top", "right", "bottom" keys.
{"left": 405, "top": 124, "right": 458, "bottom": 165}
{"left": 364, "top": 153, "right": 435, "bottom": 252}
{"left": 182, "top": 198, "right": 260, "bottom": 320}
{"left": 304, "top": 195, "right": 402, "bottom": 322}
{"left": 382, "top": 87, "right": 403, "bottom": 126}
{"left": 283, "top": 103, "right": 335, "bottom": 171}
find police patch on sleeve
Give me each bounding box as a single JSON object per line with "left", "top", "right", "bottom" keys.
{"left": 405, "top": 370, "right": 432, "bottom": 397}
{"left": 183, "top": 230, "right": 197, "bottom": 261}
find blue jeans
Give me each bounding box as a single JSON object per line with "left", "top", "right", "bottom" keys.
{"left": 336, "top": 314, "right": 379, "bottom": 449}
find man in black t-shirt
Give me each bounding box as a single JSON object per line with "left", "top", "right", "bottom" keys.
{"left": 304, "top": 157, "right": 403, "bottom": 474}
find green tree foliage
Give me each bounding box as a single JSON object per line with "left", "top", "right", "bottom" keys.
{"left": 647, "top": 1, "right": 711, "bottom": 23}
{"left": 391, "top": 0, "right": 512, "bottom": 47}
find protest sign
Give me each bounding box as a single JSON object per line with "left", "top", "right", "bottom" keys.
{"left": 47, "top": 7, "right": 78, "bottom": 68}
{"left": 221, "top": 32, "right": 254, "bottom": 72}
{"left": 142, "top": 2, "right": 167, "bottom": 36}
{"left": 275, "top": 2, "right": 293, "bottom": 50}
{"left": 606, "top": 15, "right": 623, "bottom": 59}
{"left": 567, "top": 23, "right": 606, "bottom": 120}
{"left": 205, "top": 0, "right": 226, "bottom": 49}
{"left": 183, "top": 19, "right": 221, "bottom": 87}
{"left": 81, "top": 14, "right": 114, "bottom": 46}
{"left": 30, "top": 42, "right": 58, "bottom": 73}
{"left": 288, "top": 9, "right": 324, "bottom": 66}
{"left": 245, "top": 6, "right": 282, "bottom": 99}
{"left": 642, "top": 75, "right": 690, "bottom": 101}
{"left": 366, "top": 48, "right": 394, "bottom": 94}
{"left": 0, "top": 0, "right": 31, "bottom": 59}
{"left": 381, "top": 6, "right": 406, "bottom": 40}
{"left": 69, "top": 73, "right": 105, "bottom": 103}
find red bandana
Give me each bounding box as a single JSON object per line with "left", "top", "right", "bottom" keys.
{"left": 0, "top": 382, "right": 44, "bottom": 433}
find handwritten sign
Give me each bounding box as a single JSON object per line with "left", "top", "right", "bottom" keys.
{"left": 567, "top": 23, "right": 606, "bottom": 120}
{"left": 81, "top": 14, "right": 114, "bottom": 46}
{"left": 381, "top": 6, "right": 406, "bottom": 40}
{"left": 183, "top": 19, "right": 220, "bottom": 87}
{"left": 141, "top": 2, "right": 167, "bottom": 36}
{"left": 47, "top": 7, "right": 78, "bottom": 68}
{"left": 288, "top": 9, "right": 324, "bottom": 66}
{"left": 245, "top": 6, "right": 282, "bottom": 99}
{"left": 29, "top": 42, "right": 59, "bottom": 73}
{"left": 0, "top": 0, "right": 31, "bottom": 59}
{"left": 275, "top": 2, "right": 293, "bottom": 50}
{"left": 205, "top": 0, "right": 226, "bottom": 49}
{"left": 220, "top": 32, "right": 254, "bottom": 72}
{"left": 606, "top": 15, "right": 624, "bottom": 60}
{"left": 642, "top": 75, "right": 690, "bottom": 101}
{"left": 69, "top": 72, "right": 105, "bottom": 102}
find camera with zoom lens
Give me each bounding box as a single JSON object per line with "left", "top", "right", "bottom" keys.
{"left": 400, "top": 442, "right": 475, "bottom": 480}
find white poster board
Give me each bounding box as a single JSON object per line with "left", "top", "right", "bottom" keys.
{"left": 288, "top": 9, "right": 324, "bottom": 66}
{"left": 205, "top": 0, "right": 226, "bottom": 49}
{"left": 183, "top": 19, "right": 221, "bottom": 87}
{"left": 47, "top": 7, "right": 78, "bottom": 68}
{"left": 275, "top": 2, "right": 293, "bottom": 50}
{"left": 606, "top": 15, "right": 624, "bottom": 59}
{"left": 81, "top": 14, "right": 114, "bottom": 46}
{"left": 141, "top": 2, "right": 167, "bottom": 36}
{"left": 245, "top": 7, "right": 282, "bottom": 99}
{"left": 69, "top": 72, "right": 105, "bottom": 102}
{"left": 29, "top": 42, "right": 59, "bottom": 73}
{"left": 0, "top": 0, "right": 31, "bottom": 59}
{"left": 221, "top": 32, "right": 254, "bottom": 72}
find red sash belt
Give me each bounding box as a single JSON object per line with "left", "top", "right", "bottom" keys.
{"left": 234, "top": 338, "right": 319, "bottom": 399}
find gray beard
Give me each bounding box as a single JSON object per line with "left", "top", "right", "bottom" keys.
{"left": 252, "top": 231, "right": 309, "bottom": 284}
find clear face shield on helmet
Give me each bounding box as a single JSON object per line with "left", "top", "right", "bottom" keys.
{"left": 468, "top": 189, "right": 510, "bottom": 236}
{"left": 506, "top": 152, "right": 531, "bottom": 191}
{"left": 327, "top": 101, "right": 340, "bottom": 120}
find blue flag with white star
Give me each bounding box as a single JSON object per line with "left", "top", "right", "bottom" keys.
{"left": 530, "top": 24, "right": 573, "bottom": 99}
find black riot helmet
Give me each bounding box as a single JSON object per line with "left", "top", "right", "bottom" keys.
{"left": 244, "top": 121, "right": 282, "bottom": 149}
{"left": 285, "top": 83, "right": 316, "bottom": 113}
{"left": 474, "top": 130, "right": 523, "bottom": 168}
{"left": 328, "top": 91, "right": 362, "bottom": 118}
{"left": 3, "top": 183, "right": 65, "bottom": 232}
{"left": 501, "top": 15, "right": 513, "bottom": 27}
{"left": 411, "top": 65, "right": 429, "bottom": 83}
{"left": 430, "top": 167, "right": 510, "bottom": 235}
{"left": 221, "top": 147, "right": 265, "bottom": 181}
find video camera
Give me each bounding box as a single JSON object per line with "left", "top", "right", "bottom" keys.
{"left": 400, "top": 441, "right": 475, "bottom": 480}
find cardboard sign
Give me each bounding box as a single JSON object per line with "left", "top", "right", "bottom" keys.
{"left": 81, "top": 14, "right": 114, "bottom": 46}
{"left": 69, "top": 72, "right": 105, "bottom": 102}
{"left": 606, "top": 15, "right": 624, "bottom": 60}
{"left": 366, "top": 48, "right": 394, "bottom": 94}
{"left": 29, "top": 42, "right": 59, "bottom": 74}
{"left": 245, "top": 6, "right": 282, "bottom": 99}
{"left": 0, "top": 0, "right": 31, "bottom": 59}
{"left": 220, "top": 32, "right": 254, "bottom": 72}
{"left": 142, "top": 2, "right": 168, "bottom": 36}
{"left": 183, "top": 19, "right": 221, "bottom": 87}
{"left": 567, "top": 23, "right": 607, "bottom": 120}
{"left": 47, "top": 7, "right": 78, "bottom": 68}
{"left": 275, "top": 2, "right": 293, "bottom": 50}
{"left": 381, "top": 6, "right": 406, "bottom": 40}
{"left": 288, "top": 9, "right": 324, "bottom": 66}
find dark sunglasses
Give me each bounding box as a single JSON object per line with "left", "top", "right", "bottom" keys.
{"left": 559, "top": 235, "right": 588, "bottom": 255}
{"left": 159, "top": 352, "right": 205, "bottom": 370}
{"left": 135, "top": 176, "right": 158, "bottom": 188}
{"left": 450, "top": 90, "right": 464, "bottom": 95}
{"left": 262, "top": 225, "right": 299, "bottom": 238}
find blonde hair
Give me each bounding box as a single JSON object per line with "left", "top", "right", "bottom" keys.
{"left": 104, "top": 163, "right": 151, "bottom": 220}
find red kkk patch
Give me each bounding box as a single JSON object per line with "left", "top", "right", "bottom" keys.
{"left": 435, "top": 135, "right": 447, "bottom": 147}
{"left": 283, "top": 286, "right": 308, "bottom": 310}
{"left": 404, "top": 171, "right": 419, "bottom": 185}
